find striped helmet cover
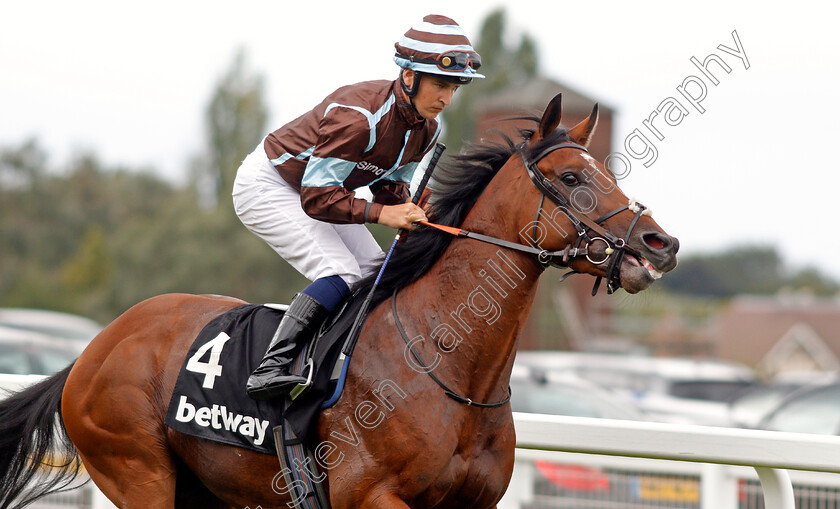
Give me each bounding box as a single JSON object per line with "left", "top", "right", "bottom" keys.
{"left": 394, "top": 14, "right": 485, "bottom": 80}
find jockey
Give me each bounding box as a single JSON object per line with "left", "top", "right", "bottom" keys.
{"left": 233, "top": 14, "right": 484, "bottom": 401}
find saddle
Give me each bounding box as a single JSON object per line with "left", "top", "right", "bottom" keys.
{"left": 273, "top": 291, "right": 370, "bottom": 509}
{"left": 165, "top": 292, "right": 367, "bottom": 508}
{"left": 283, "top": 289, "right": 366, "bottom": 435}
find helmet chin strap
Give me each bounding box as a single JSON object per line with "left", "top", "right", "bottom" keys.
{"left": 400, "top": 70, "right": 422, "bottom": 99}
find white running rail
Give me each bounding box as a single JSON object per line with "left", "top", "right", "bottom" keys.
{"left": 501, "top": 412, "right": 840, "bottom": 509}
{"left": 6, "top": 374, "right": 840, "bottom": 509}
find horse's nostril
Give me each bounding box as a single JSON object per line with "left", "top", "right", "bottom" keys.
{"left": 643, "top": 233, "right": 668, "bottom": 251}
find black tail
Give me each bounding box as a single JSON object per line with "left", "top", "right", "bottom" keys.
{"left": 0, "top": 363, "right": 84, "bottom": 509}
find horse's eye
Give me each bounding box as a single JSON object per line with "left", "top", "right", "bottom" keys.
{"left": 560, "top": 173, "right": 580, "bottom": 186}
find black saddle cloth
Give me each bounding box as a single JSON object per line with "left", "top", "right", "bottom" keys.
{"left": 164, "top": 294, "right": 364, "bottom": 454}
{"left": 286, "top": 292, "right": 366, "bottom": 438}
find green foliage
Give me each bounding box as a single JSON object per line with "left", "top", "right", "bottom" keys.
{"left": 62, "top": 226, "right": 111, "bottom": 291}
{"left": 0, "top": 138, "right": 313, "bottom": 323}
{"left": 195, "top": 49, "right": 269, "bottom": 209}
{"left": 659, "top": 245, "right": 839, "bottom": 297}
{"left": 0, "top": 148, "right": 174, "bottom": 317}
{"left": 441, "top": 8, "right": 539, "bottom": 154}
{"left": 0, "top": 51, "right": 299, "bottom": 323}
{"left": 2, "top": 40, "right": 835, "bottom": 333}
{"left": 0, "top": 139, "right": 46, "bottom": 189}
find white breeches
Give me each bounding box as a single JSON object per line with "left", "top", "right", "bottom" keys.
{"left": 232, "top": 142, "right": 383, "bottom": 287}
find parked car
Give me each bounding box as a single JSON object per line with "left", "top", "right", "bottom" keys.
{"left": 509, "top": 364, "right": 660, "bottom": 508}
{"left": 726, "top": 382, "right": 804, "bottom": 429}
{"left": 510, "top": 364, "right": 644, "bottom": 420}
{"left": 0, "top": 308, "right": 101, "bottom": 345}
{"left": 514, "top": 351, "right": 757, "bottom": 426}
{"left": 0, "top": 326, "right": 83, "bottom": 376}
{"left": 759, "top": 382, "right": 840, "bottom": 435}
{"left": 0, "top": 308, "right": 100, "bottom": 377}
{"left": 727, "top": 372, "right": 839, "bottom": 429}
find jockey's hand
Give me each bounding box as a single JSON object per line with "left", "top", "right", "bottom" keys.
{"left": 377, "top": 203, "right": 428, "bottom": 230}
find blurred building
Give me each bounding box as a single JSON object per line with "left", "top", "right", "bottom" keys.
{"left": 707, "top": 293, "right": 840, "bottom": 377}
{"left": 470, "top": 79, "right": 840, "bottom": 363}
{"left": 474, "top": 76, "right": 614, "bottom": 162}
{"left": 645, "top": 311, "right": 713, "bottom": 358}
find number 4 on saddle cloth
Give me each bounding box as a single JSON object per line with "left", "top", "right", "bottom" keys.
{"left": 164, "top": 292, "right": 365, "bottom": 456}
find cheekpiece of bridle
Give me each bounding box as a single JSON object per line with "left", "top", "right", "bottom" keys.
{"left": 518, "top": 141, "right": 650, "bottom": 295}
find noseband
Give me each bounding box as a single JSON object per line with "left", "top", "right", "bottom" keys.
{"left": 519, "top": 141, "right": 650, "bottom": 294}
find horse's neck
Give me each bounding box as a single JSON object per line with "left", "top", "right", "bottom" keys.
{"left": 402, "top": 184, "right": 544, "bottom": 401}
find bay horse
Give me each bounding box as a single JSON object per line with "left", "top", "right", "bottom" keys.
{"left": 0, "top": 94, "right": 678, "bottom": 509}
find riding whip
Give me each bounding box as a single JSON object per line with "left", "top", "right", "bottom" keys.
{"left": 340, "top": 142, "right": 446, "bottom": 356}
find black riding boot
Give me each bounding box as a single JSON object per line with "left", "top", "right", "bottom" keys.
{"left": 246, "top": 293, "right": 329, "bottom": 401}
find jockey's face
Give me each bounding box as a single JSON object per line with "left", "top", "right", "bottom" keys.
{"left": 403, "top": 70, "right": 460, "bottom": 120}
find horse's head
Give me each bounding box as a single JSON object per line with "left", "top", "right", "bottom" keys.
{"left": 518, "top": 94, "right": 679, "bottom": 294}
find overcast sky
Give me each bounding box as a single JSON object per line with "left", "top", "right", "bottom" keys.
{"left": 2, "top": 1, "right": 839, "bottom": 281}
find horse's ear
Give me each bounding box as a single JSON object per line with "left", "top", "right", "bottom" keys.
{"left": 567, "top": 103, "right": 599, "bottom": 148}
{"left": 532, "top": 93, "right": 563, "bottom": 142}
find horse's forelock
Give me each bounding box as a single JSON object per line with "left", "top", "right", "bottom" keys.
{"left": 524, "top": 123, "right": 575, "bottom": 159}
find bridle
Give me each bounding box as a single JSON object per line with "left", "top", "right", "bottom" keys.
{"left": 520, "top": 141, "right": 651, "bottom": 295}
{"left": 421, "top": 140, "right": 652, "bottom": 295}
{"left": 392, "top": 140, "right": 653, "bottom": 409}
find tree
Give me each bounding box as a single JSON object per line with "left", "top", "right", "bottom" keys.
{"left": 184, "top": 48, "right": 308, "bottom": 304}
{"left": 440, "top": 9, "right": 539, "bottom": 154}
{"left": 0, "top": 142, "right": 182, "bottom": 319}
{"left": 659, "top": 245, "right": 839, "bottom": 297}
{"left": 0, "top": 139, "right": 46, "bottom": 191}
{"left": 0, "top": 51, "right": 299, "bottom": 322}
{"left": 194, "top": 49, "right": 269, "bottom": 209}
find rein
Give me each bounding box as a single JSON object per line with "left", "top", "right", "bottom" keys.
{"left": 391, "top": 291, "right": 511, "bottom": 408}
{"left": 421, "top": 141, "right": 651, "bottom": 295}
{"left": 385, "top": 140, "right": 649, "bottom": 410}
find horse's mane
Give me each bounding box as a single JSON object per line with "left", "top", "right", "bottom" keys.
{"left": 358, "top": 118, "right": 575, "bottom": 308}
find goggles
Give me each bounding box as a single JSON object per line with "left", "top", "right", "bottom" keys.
{"left": 436, "top": 51, "right": 482, "bottom": 72}
{"left": 397, "top": 51, "right": 482, "bottom": 72}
